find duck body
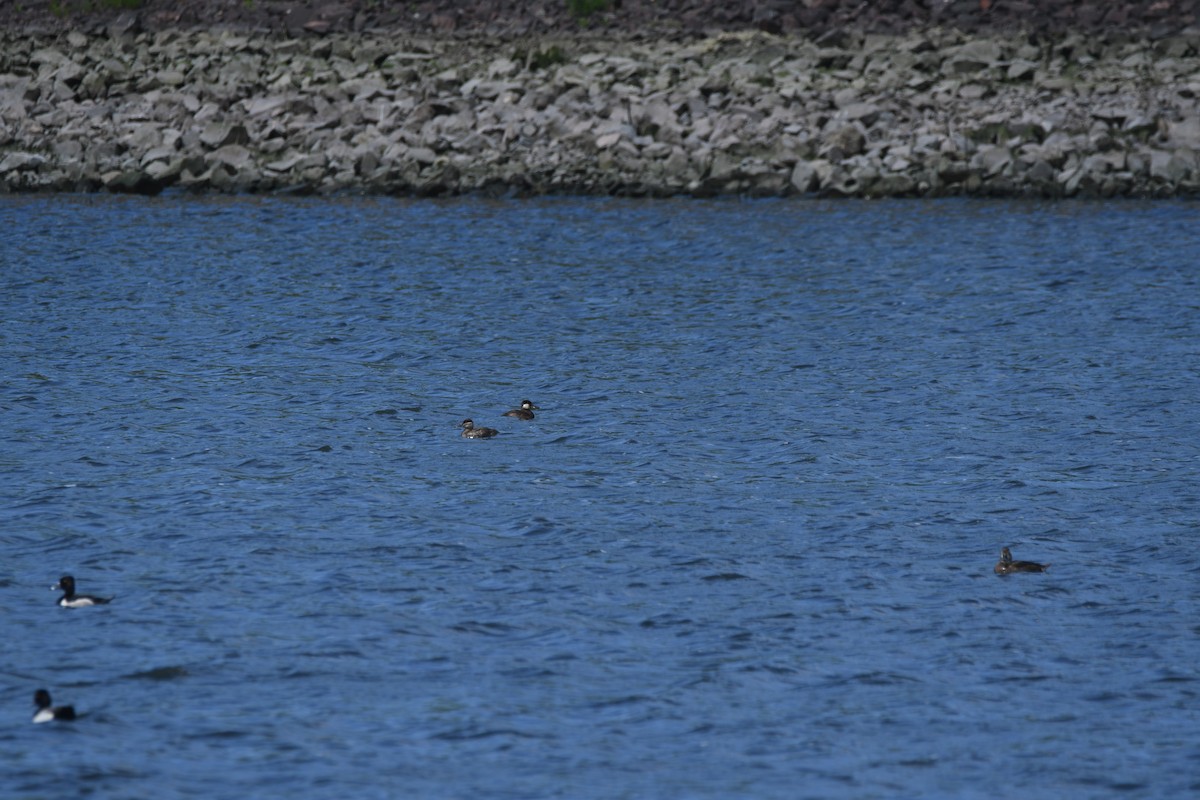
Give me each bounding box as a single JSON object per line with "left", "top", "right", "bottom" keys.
{"left": 54, "top": 575, "right": 112, "bottom": 607}
{"left": 994, "top": 547, "right": 1050, "bottom": 575}
{"left": 33, "top": 689, "right": 76, "bottom": 723}
{"left": 502, "top": 400, "right": 539, "bottom": 420}
{"left": 461, "top": 419, "right": 498, "bottom": 438}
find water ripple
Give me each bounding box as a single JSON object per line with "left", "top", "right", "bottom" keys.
{"left": 2, "top": 196, "right": 1199, "bottom": 799}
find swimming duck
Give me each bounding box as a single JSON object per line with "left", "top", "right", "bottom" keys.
{"left": 54, "top": 575, "right": 112, "bottom": 608}
{"left": 461, "top": 419, "right": 498, "bottom": 439}
{"left": 994, "top": 547, "right": 1050, "bottom": 575}
{"left": 502, "top": 400, "right": 539, "bottom": 420}
{"left": 33, "top": 689, "right": 76, "bottom": 723}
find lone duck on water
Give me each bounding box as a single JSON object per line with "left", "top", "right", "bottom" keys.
{"left": 54, "top": 575, "right": 113, "bottom": 607}
{"left": 502, "top": 400, "right": 539, "bottom": 420}
{"left": 994, "top": 547, "right": 1050, "bottom": 575}
{"left": 33, "top": 689, "right": 76, "bottom": 723}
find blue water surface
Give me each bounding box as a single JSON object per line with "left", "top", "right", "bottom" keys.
{"left": 1, "top": 195, "right": 1198, "bottom": 799}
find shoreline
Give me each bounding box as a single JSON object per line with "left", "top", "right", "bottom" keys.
{"left": 2, "top": 26, "right": 1199, "bottom": 199}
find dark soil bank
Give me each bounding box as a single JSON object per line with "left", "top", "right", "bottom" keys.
{"left": 3, "top": 0, "right": 1199, "bottom": 38}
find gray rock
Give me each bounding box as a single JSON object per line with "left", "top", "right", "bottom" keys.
{"left": 1092, "top": 107, "right": 1136, "bottom": 124}
{"left": 831, "top": 87, "right": 860, "bottom": 108}
{"left": 934, "top": 156, "right": 972, "bottom": 184}
{"left": 822, "top": 164, "right": 872, "bottom": 197}
{"left": 1166, "top": 116, "right": 1200, "bottom": 148}
{"left": 790, "top": 160, "right": 820, "bottom": 193}
{"left": 838, "top": 102, "right": 881, "bottom": 126}
{"left": 101, "top": 168, "right": 161, "bottom": 194}
{"left": 145, "top": 158, "right": 184, "bottom": 182}
{"left": 707, "top": 151, "right": 741, "bottom": 182}
{"left": 1006, "top": 60, "right": 1038, "bottom": 81}
{"left": 958, "top": 83, "right": 990, "bottom": 101}
{"left": 1035, "top": 132, "right": 1080, "bottom": 168}
{"left": 1085, "top": 151, "right": 1126, "bottom": 173}
{"left": 342, "top": 78, "right": 390, "bottom": 102}
{"left": 749, "top": 168, "right": 789, "bottom": 196}
{"left": 54, "top": 60, "right": 86, "bottom": 87}
{"left": 1126, "top": 150, "right": 1152, "bottom": 176}
{"left": 52, "top": 138, "right": 83, "bottom": 161}
{"left": 1150, "top": 149, "right": 1198, "bottom": 182}
{"left": 125, "top": 122, "right": 164, "bottom": 152}
{"left": 78, "top": 71, "right": 109, "bottom": 99}
{"left": 595, "top": 130, "right": 623, "bottom": 150}
{"left": 264, "top": 153, "right": 307, "bottom": 173}
{"left": 272, "top": 153, "right": 325, "bottom": 173}
{"left": 640, "top": 100, "right": 679, "bottom": 138}
{"left": 356, "top": 150, "right": 380, "bottom": 176}
{"left": 199, "top": 121, "right": 250, "bottom": 148}
{"left": 140, "top": 145, "right": 179, "bottom": 167}
{"left": 641, "top": 141, "right": 672, "bottom": 160}
{"left": 157, "top": 70, "right": 187, "bottom": 88}
{"left": 30, "top": 48, "right": 68, "bottom": 67}
{"left": 405, "top": 146, "right": 439, "bottom": 166}
{"left": 821, "top": 125, "right": 866, "bottom": 160}
{"left": 243, "top": 96, "right": 291, "bottom": 117}
{"left": 208, "top": 163, "right": 247, "bottom": 190}
{"left": 1123, "top": 115, "right": 1158, "bottom": 137}
{"left": 208, "top": 144, "right": 254, "bottom": 170}
{"left": 815, "top": 48, "right": 852, "bottom": 70}
{"left": 1025, "top": 159, "right": 1056, "bottom": 183}
{"left": 0, "top": 83, "right": 30, "bottom": 121}
{"left": 1059, "top": 163, "right": 1097, "bottom": 196}
{"left": 973, "top": 145, "right": 1013, "bottom": 176}
{"left": 944, "top": 39, "right": 1003, "bottom": 75}
{"left": 0, "top": 152, "right": 45, "bottom": 172}
{"left": 2, "top": 27, "right": 1200, "bottom": 199}
{"left": 872, "top": 173, "right": 916, "bottom": 196}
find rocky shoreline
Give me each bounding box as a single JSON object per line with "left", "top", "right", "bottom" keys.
{"left": 3, "top": 24, "right": 1200, "bottom": 198}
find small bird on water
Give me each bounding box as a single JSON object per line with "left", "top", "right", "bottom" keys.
{"left": 994, "top": 547, "right": 1050, "bottom": 575}
{"left": 33, "top": 689, "right": 76, "bottom": 723}
{"left": 502, "top": 400, "right": 539, "bottom": 420}
{"left": 460, "top": 419, "right": 498, "bottom": 438}
{"left": 54, "top": 575, "right": 113, "bottom": 607}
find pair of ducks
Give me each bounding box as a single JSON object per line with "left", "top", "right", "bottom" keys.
{"left": 35, "top": 575, "right": 113, "bottom": 723}
{"left": 461, "top": 399, "right": 539, "bottom": 439}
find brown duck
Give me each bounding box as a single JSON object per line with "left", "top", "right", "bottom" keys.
{"left": 460, "top": 419, "right": 498, "bottom": 439}
{"left": 994, "top": 547, "right": 1049, "bottom": 575}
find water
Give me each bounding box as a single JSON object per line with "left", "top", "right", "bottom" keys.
{"left": 2, "top": 195, "right": 1199, "bottom": 799}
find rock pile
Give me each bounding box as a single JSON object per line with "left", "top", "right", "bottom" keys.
{"left": 2, "top": 26, "right": 1199, "bottom": 197}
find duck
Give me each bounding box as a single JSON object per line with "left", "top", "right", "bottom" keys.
{"left": 460, "top": 419, "right": 498, "bottom": 439}
{"left": 54, "top": 575, "right": 113, "bottom": 608}
{"left": 33, "top": 689, "right": 76, "bottom": 723}
{"left": 994, "top": 547, "right": 1050, "bottom": 575}
{"left": 502, "top": 400, "right": 539, "bottom": 420}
